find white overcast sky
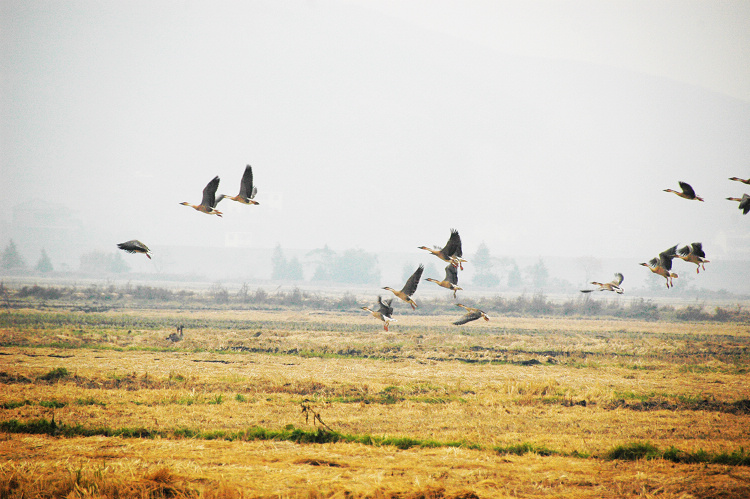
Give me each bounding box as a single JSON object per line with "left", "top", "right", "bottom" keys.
{"left": 2, "top": 0, "right": 749, "bottom": 267}
{"left": 350, "top": 0, "right": 750, "bottom": 103}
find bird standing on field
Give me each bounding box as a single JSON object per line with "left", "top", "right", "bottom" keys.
{"left": 727, "top": 194, "right": 750, "bottom": 215}
{"left": 663, "top": 181, "right": 704, "bottom": 202}
{"left": 383, "top": 264, "right": 424, "bottom": 310}
{"left": 426, "top": 264, "right": 462, "bottom": 298}
{"left": 453, "top": 304, "right": 490, "bottom": 325}
{"left": 361, "top": 296, "right": 395, "bottom": 331}
{"left": 166, "top": 325, "right": 184, "bottom": 342}
{"left": 419, "top": 229, "right": 465, "bottom": 270}
{"left": 677, "top": 243, "right": 709, "bottom": 273}
{"left": 581, "top": 273, "right": 624, "bottom": 294}
{"left": 180, "top": 176, "right": 223, "bottom": 217}
{"left": 640, "top": 245, "right": 679, "bottom": 288}
{"left": 117, "top": 240, "right": 152, "bottom": 259}
{"left": 217, "top": 165, "right": 259, "bottom": 206}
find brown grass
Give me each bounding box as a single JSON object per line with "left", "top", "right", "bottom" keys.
{"left": 1, "top": 307, "right": 749, "bottom": 497}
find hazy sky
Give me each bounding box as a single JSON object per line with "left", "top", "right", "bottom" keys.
{"left": 2, "top": 0, "right": 750, "bottom": 267}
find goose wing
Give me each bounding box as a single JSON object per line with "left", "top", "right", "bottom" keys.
{"left": 660, "top": 244, "right": 678, "bottom": 260}
{"left": 691, "top": 242, "right": 705, "bottom": 258}
{"left": 658, "top": 247, "right": 677, "bottom": 271}
{"left": 441, "top": 229, "right": 462, "bottom": 258}
{"left": 611, "top": 273, "right": 624, "bottom": 286}
{"left": 400, "top": 264, "right": 424, "bottom": 296}
{"left": 117, "top": 240, "right": 150, "bottom": 254}
{"left": 453, "top": 310, "right": 483, "bottom": 325}
{"left": 678, "top": 181, "right": 696, "bottom": 198}
{"left": 740, "top": 194, "right": 750, "bottom": 214}
{"left": 378, "top": 296, "right": 394, "bottom": 317}
{"left": 645, "top": 257, "right": 659, "bottom": 269}
{"left": 201, "top": 176, "right": 221, "bottom": 208}
{"left": 238, "top": 165, "right": 254, "bottom": 200}
{"left": 444, "top": 264, "right": 459, "bottom": 285}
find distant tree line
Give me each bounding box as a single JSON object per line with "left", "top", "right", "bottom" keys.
{"left": 471, "top": 241, "right": 550, "bottom": 290}
{"left": 5, "top": 281, "right": 749, "bottom": 323}
{"left": 1, "top": 239, "right": 54, "bottom": 273}
{"left": 272, "top": 244, "right": 380, "bottom": 285}
{"left": 0, "top": 239, "right": 134, "bottom": 275}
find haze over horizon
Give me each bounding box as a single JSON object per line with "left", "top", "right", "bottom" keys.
{"left": 2, "top": 1, "right": 749, "bottom": 287}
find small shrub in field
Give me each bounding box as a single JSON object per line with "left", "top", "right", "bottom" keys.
{"left": 335, "top": 292, "right": 358, "bottom": 310}
{"left": 39, "top": 367, "right": 70, "bottom": 382}
{"left": 712, "top": 306, "right": 734, "bottom": 322}
{"left": 675, "top": 305, "right": 710, "bottom": 322}
{"left": 17, "top": 285, "right": 64, "bottom": 300}
{"left": 211, "top": 283, "right": 229, "bottom": 304}
{"left": 604, "top": 441, "right": 660, "bottom": 461}
{"left": 75, "top": 397, "right": 105, "bottom": 406}
{"left": 134, "top": 285, "right": 175, "bottom": 301}
{"left": 280, "top": 287, "right": 303, "bottom": 306}
{"left": 527, "top": 291, "right": 552, "bottom": 315}
{"left": 39, "top": 400, "right": 67, "bottom": 409}
{"left": 494, "top": 442, "right": 558, "bottom": 456}
{"left": 623, "top": 299, "right": 660, "bottom": 321}
{"left": 254, "top": 288, "right": 269, "bottom": 303}
{"left": 579, "top": 297, "right": 603, "bottom": 316}
{"left": 2, "top": 400, "right": 32, "bottom": 409}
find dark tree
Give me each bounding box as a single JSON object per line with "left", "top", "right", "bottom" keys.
{"left": 472, "top": 242, "right": 500, "bottom": 288}
{"left": 272, "top": 245, "right": 304, "bottom": 281}
{"left": 271, "top": 244, "right": 288, "bottom": 280}
{"left": 308, "top": 245, "right": 336, "bottom": 282}
{"left": 530, "top": 258, "right": 549, "bottom": 289}
{"left": 1, "top": 240, "right": 27, "bottom": 270}
{"left": 310, "top": 246, "right": 380, "bottom": 285}
{"left": 79, "top": 251, "right": 130, "bottom": 274}
{"left": 286, "top": 256, "right": 304, "bottom": 281}
{"left": 35, "top": 248, "right": 53, "bottom": 273}
{"left": 507, "top": 262, "right": 522, "bottom": 288}
{"left": 109, "top": 252, "right": 130, "bottom": 273}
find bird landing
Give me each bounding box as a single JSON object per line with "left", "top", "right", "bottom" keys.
{"left": 117, "top": 240, "right": 152, "bottom": 259}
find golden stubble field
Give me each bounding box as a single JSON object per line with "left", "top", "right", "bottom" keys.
{"left": 1, "top": 306, "right": 749, "bottom": 498}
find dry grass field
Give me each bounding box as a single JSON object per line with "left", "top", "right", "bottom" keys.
{"left": 1, "top": 290, "right": 749, "bottom": 497}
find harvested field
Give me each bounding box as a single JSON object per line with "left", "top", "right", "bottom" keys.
{"left": 1, "top": 301, "right": 749, "bottom": 497}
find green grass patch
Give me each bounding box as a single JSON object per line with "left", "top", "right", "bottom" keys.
{"left": 612, "top": 390, "right": 658, "bottom": 402}
{"left": 75, "top": 397, "right": 106, "bottom": 407}
{"left": 603, "top": 442, "right": 750, "bottom": 466}
{"left": 39, "top": 400, "right": 67, "bottom": 409}
{"left": 38, "top": 367, "right": 70, "bottom": 382}
{"left": 2, "top": 417, "right": 748, "bottom": 466}
{"left": 494, "top": 442, "right": 560, "bottom": 457}
{"left": 207, "top": 394, "right": 224, "bottom": 405}
{"left": 1, "top": 400, "right": 33, "bottom": 409}
{"left": 605, "top": 441, "right": 660, "bottom": 460}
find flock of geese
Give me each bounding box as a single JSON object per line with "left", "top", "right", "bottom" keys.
{"left": 361, "top": 229, "right": 490, "bottom": 331}
{"left": 114, "top": 169, "right": 748, "bottom": 333}
{"left": 116, "top": 165, "right": 259, "bottom": 258}
{"left": 580, "top": 177, "right": 748, "bottom": 294}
